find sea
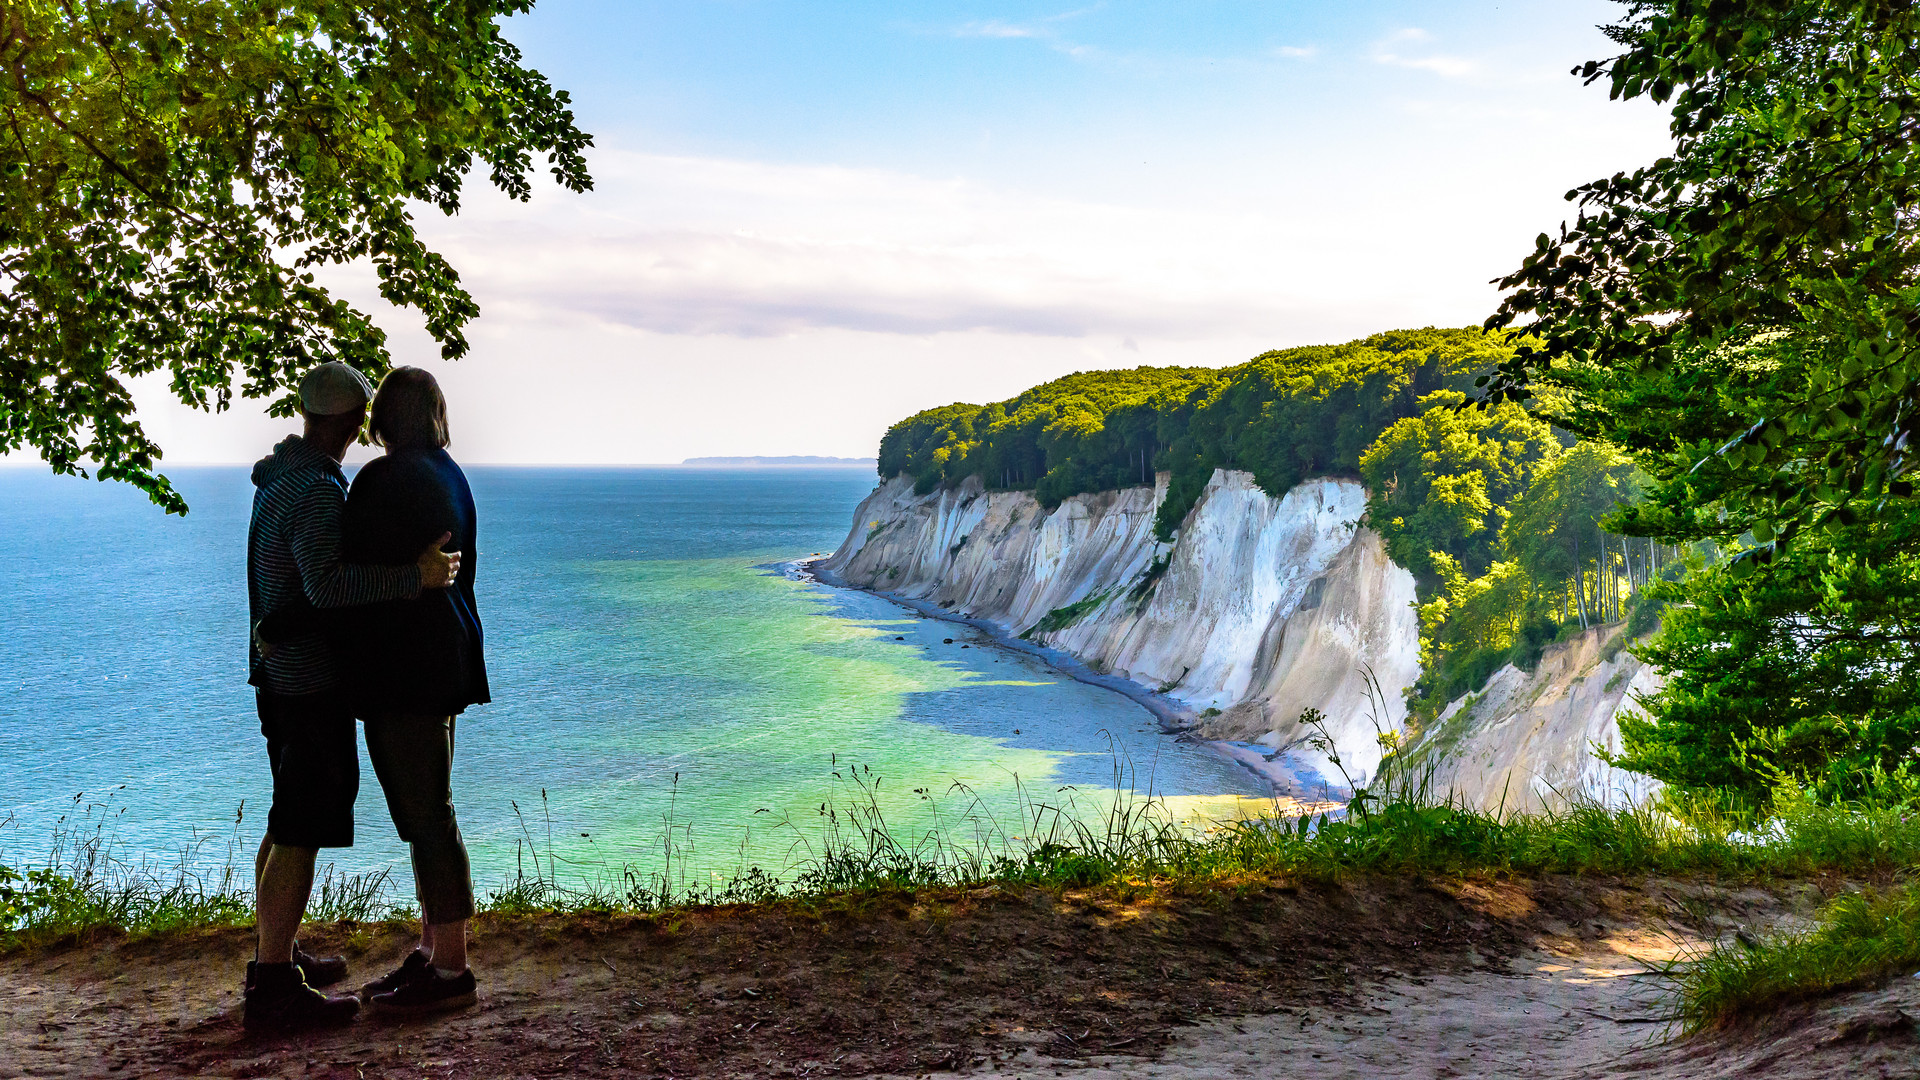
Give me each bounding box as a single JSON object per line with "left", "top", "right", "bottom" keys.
{"left": 0, "top": 466, "right": 1268, "bottom": 895}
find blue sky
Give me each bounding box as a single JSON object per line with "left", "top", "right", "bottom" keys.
{"left": 120, "top": 0, "right": 1671, "bottom": 465}
{"left": 513, "top": 1, "right": 1589, "bottom": 175}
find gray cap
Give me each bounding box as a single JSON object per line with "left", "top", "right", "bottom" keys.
{"left": 298, "top": 362, "right": 375, "bottom": 416}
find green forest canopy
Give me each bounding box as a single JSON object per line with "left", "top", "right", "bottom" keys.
{"left": 877, "top": 328, "right": 1514, "bottom": 539}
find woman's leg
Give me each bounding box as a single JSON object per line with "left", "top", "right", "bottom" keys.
{"left": 364, "top": 713, "right": 476, "bottom": 972}
{"left": 423, "top": 715, "right": 465, "bottom": 970}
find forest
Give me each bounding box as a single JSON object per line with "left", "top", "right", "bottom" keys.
{"left": 877, "top": 328, "right": 1505, "bottom": 537}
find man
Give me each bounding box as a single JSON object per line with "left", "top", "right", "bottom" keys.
{"left": 242, "top": 361, "right": 459, "bottom": 1032}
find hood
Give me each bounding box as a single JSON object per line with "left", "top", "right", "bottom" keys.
{"left": 251, "top": 435, "right": 334, "bottom": 489}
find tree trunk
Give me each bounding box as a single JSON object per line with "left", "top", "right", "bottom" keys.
{"left": 1572, "top": 530, "right": 1589, "bottom": 629}
{"left": 1599, "top": 527, "right": 1613, "bottom": 622}
{"left": 1597, "top": 530, "right": 1612, "bottom": 618}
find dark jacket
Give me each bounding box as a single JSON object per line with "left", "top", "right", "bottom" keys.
{"left": 344, "top": 447, "right": 490, "bottom": 716}
{"left": 246, "top": 435, "right": 422, "bottom": 695}
{"left": 259, "top": 447, "right": 489, "bottom": 716}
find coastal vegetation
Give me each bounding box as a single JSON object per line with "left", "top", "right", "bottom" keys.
{"left": 875, "top": 327, "right": 1507, "bottom": 540}
{"left": 1473, "top": 0, "right": 1920, "bottom": 814}
{"left": 8, "top": 761, "right": 1918, "bottom": 1035}
{"left": 1022, "top": 590, "right": 1114, "bottom": 638}
{"left": 1675, "top": 881, "right": 1920, "bottom": 1032}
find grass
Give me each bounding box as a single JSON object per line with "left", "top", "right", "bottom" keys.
{"left": 0, "top": 792, "right": 406, "bottom": 951}
{"left": 8, "top": 763, "right": 1918, "bottom": 946}
{"left": 1021, "top": 590, "right": 1112, "bottom": 639}
{"left": 1672, "top": 882, "right": 1920, "bottom": 1033}
{"left": 7, "top": 744, "right": 1920, "bottom": 1038}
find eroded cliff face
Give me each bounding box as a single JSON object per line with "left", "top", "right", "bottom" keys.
{"left": 1407, "top": 627, "right": 1662, "bottom": 813}
{"left": 821, "top": 469, "right": 1662, "bottom": 807}
{"left": 821, "top": 469, "right": 1421, "bottom": 785}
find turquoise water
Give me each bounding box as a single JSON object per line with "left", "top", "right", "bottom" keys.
{"left": 0, "top": 466, "right": 1265, "bottom": 891}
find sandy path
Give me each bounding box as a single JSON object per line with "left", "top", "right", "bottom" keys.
{"left": 912, "top": 940, "right": 1920, "bottom": 1080}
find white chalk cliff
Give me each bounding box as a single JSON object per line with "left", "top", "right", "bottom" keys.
{"left": 820, "top": 469, "right": 1659, "bottom": 806}
{"left": 1406, "top": 626, "right": 1662, "bottom": 814}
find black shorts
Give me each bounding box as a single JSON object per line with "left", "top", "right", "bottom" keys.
{"left": 257, "top": 688, "right": 359, "bottom": 848}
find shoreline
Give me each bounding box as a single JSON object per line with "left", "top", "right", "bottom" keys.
{"left": 791, "top": 555, "right": 1336, "bottom": 800}
{"left": 792, "top": 555, "right": 1198, "bottom": 732}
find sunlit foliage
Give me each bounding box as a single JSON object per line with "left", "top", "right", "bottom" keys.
{"left": 0, "top": 1, "right": 592, "bottom": 512}
{"left": 878, "top": 328, "right": 1510, "bottom": 539}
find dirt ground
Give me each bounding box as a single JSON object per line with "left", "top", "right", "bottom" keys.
{"left": 2, "top": 875, "right": 1913, "bottom": 1080}
{"left": 907, "top": 932, "right": 1920, "bottom": 1080}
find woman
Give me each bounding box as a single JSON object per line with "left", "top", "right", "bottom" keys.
{"left": 336, "top": 367, "right": 490, "bottom": 1015}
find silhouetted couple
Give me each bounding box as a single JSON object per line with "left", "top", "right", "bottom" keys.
{"left": 243, "top": 362, "right": 489, "bottom": 1032}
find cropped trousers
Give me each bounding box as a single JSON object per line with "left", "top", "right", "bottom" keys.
{"left": 362, "top": 713, "right": 475, "bottom": 924}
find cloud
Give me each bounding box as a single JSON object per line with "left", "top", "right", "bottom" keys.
{"left": 399, "top": 151, "right": 1430, "bottom": 345}
{"left": 940, "top": 5, "right": 1105, "bottom": 54}
{"left": 1272, "top": 45, "right": 1317, "bottom": 60}
{"left": 951, "top": 19, "right": 1039, "bottom": 39}
{"left": 1372, "top": 28, "right": 1477, "bottom": 79}
{"left": 415, "top": 153, "right": 1325, "bottom": 340}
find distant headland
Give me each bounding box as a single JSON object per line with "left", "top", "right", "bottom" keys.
{"left": 682, "top": 456, "right": 877, "bottom": 466}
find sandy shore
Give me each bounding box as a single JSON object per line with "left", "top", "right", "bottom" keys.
{"left": 795, "top": 555, "right": 1343, "bottom": 801}
{"left": 795, "top": 556, "right": 1199, "bottom": 731}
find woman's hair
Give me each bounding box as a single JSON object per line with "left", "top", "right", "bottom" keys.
{"left": 369, "top": 366, "right": 451, "bottom": 449}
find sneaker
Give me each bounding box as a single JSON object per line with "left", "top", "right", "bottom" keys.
{"left": 243, "top": 961, "right": 360, "bottom": 1033}
{"left": 369, "top": 966, "right": 477, "bottom": 1016}
{"left": 293, "top": 940, "right": 348, "bottom": 988}
{"left": 358, "top": 949, "right": 431, "bottom": 1002}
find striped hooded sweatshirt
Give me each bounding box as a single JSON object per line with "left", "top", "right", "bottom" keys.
{"left": 247, "top": 435, "right": 421, "bottom": 695}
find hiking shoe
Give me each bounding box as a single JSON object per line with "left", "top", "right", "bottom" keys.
{"left": 369, "top": 966, "right": 477, "bottom": 1016}
{"left": 243, "top": 961, "right": 360, "bottom": 1033}
{"left": 358, "top": 949, "right": 431, "bottom": 1002}
{"left": 293, "top": 940, "right": 348, "bottom": 988}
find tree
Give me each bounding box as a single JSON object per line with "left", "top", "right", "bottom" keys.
{"left": 1478, "top": 1, "right": 1920, "bottom": 803}
{"left": 1, "top": 1, "right": 592, "bottom": 512}
{"left": 1483, "top": 0, "right": 1920, "bottom": 559}
{"left": 1358, "top": 389, "right": 1562, "bottom": 583}
{"left": 1614, "top": 523, "right": 1920, "bottom": 803}
{"left": 1413, "top": 553, "right": 1543, "bottom": 707}
{"left": 1502, "top": 440, "right": 1640, "bottom": 627}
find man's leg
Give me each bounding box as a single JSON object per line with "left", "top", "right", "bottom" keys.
{"left": 246, "top": 689, "right": 360, "bottom": 1030}
{"left": 255, "top": 832, "right": 272, "bottom": 894}
{"left": 256, "top": 689, "right": 357, "bottom": 961}
{"left": 252, "top": 832, "right": 272, "bottom": 961}
{"left": 255, "top": 843, "right": 318, "bottom": 964}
